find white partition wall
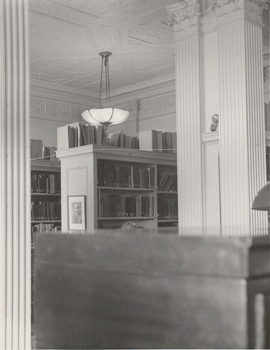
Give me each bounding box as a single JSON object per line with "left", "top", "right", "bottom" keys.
{"left": 168, "top": 0, "right": 268, "bottom": 236}
{"left": 0, "top": 0, "right": 31, "bottom": 349}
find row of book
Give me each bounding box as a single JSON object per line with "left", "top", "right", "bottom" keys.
{"left": 57, "top": 123, "right": 177, "bottom": 153}
{"left": 158, "top": 197, "right": 178, "bottom": 220}
{"left": 57, "top": 122, "right": 140, "bottom": 150}
{"left": 109, "top": 131, "right": 139, "bottom": 149}
{"left": 138, "top": 130, "right": 177, "bottom": 153}
{"left": 267, "top": 146, "right": 270, "bottom": 181}
{"left": 31, "top": 139, "right": 57, "bottom": 161}
{"left": 31, "top": 223, "right": 61, "bottom": 234}
{"left": 31, "top": 172, "right": 61, "bottom": 194}
{"left": 69, "top": 123, "right": 106, "bottom": 147}
{"left": 98, "top": 163, "right": 155, "bottom": 189}
{"left": 31, "top": 201, "right": 61, "bottom": 221}
{"left": 265, "top": 102, "right": 270, "bottom": 130}
{"left": 157, "top": 173, "right": 177, "bottom": 192}
{"left": 98, "top": 193, "right": 154, "bottom": 218}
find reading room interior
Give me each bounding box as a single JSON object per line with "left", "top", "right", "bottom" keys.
{"left": 1, "top": 0, "right": 270, "bottom": 349}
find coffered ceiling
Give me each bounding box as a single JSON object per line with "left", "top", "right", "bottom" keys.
{"left": 29, "top": 0, "right": 269, "bottom": 95}
{"left": 29, "top": 0, "right": 177, "bottom": 94}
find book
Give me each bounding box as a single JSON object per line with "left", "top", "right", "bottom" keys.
{"left": 31, "top": 139, "right": 43, "bottom": 160}
{"left": 164, "top": 132, "right": 173, "bottom": 153}
{"left": 158, "top": 173, "right": 170, "bottom": 191}
{"left": 125, "top": 135, "right": 132, "bottom": 149}
{"left": 171, "top": 132, "right": 177, "bottom": 154}
{"left": 265, "top": 103, "right": 270, "bottom": 130}
{"left": 131, "top": 135, "right": 139, "bottom": 149}
{"left": 138, "top": 130, "right": 161, "bottom": 152}
{"left": 57, "top": 122, "right": 81, "bottom": 151}
{"left": 96, "top": 125, "right": 105, "bottom": 145}
{"left": 108, "top": 131, "right": 121, "bottom": 147}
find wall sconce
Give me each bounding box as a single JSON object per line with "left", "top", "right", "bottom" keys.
{"left": 210, "top": 114, "right": 219, "bottom": 132}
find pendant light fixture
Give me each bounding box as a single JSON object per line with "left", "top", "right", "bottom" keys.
{"left": 81, "top": 52, "right": 130, "bottom": 142}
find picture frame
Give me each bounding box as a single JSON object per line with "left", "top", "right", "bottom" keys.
{"left": 68, "top": 195, "right": 86, "bottom": 230}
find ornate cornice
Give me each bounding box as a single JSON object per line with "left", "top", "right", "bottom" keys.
{"left": 245, "top": 0, "right": 268, "bottom": 16}
{"left": 167, "top": 0, "right": 202, "bottom": 37}
{"left": 167, "top": 0, "right": 269, "bottom": 37}
{"left": 208, "top": 0, "right": 268, "bottom": 24}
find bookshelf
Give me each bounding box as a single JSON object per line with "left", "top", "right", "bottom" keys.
{"left": 31, "top": 159, "right": 61, "bottom": 334}
{"left": 56, "top": 144, "right": 178, "bottom": 231}
{"left": 31, "top": 160, "right": 61, "bottom": 232}
{"left": 157, "top": 164, "right": 178, "bottom": 226}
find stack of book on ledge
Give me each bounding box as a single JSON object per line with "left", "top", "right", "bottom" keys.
{"left": 57, "top": 123, "right": 177, "bottom": 153}
{"left": 31, "top": 139, "right": 58, "bottom": 161}
{"left": 57, "top": 122, "right": 139, "bottom": 151}
{"left": 138, "top": 129, "right": 177, "bottom": 153}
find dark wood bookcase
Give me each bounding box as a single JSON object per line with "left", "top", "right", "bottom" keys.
{"left": 56, "top": 144, "right": 178, "bottom": 232}
{"left": 31, "top": 159, "right": 61, "bottom": 337}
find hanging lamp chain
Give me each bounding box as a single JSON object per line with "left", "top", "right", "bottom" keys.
{"left": 99, "top": 51, "right": 112, "bottom": 108}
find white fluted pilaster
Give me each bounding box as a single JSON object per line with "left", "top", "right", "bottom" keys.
{"left": 167, "top": 0, "right": 204, "bottom": 233}
{"left": 0, "top": 0, "right": 31, "bottom": 349}
{"left": 218, "top": 17, "right": 267, "bottom": 235}
{"left": 175, "top": 36, "right": 203, "bottom": 232}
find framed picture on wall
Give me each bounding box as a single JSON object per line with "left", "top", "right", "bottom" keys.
{"left": 68, "top": 195, "right": 86, "bottom": 230}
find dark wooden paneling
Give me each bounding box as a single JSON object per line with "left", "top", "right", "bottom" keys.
{"left": 34, "top": 232, "right": 270, "bottom": 349}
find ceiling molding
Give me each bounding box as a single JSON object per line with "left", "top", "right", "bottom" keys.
{"left": 108, "top": 72, "right": 175, "bottom": 97}
{"left": 108, "top": 75, "right": 176, "bottom": 104}
{"left": 31, "top": 78, "right": 99, "bottom": 106}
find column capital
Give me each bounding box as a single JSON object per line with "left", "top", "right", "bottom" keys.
{"left": 167, "top": 0, "right": 268, "bottom": 37}
{"left": 206, "top": 0, "right": 268, "bottom": 27}
{"left": 167, "top": 0, "right": 202, "bottom": 39}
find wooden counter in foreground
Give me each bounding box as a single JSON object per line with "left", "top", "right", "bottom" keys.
{"left": 34, "top": 231, "right": 270, "bottom": 349}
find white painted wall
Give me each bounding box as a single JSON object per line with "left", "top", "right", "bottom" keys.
{"left": 139, "top": 91, "right": 176, "bottom": 132}
{"left": 31, "top": 118, "right": 67, "bottom": 148}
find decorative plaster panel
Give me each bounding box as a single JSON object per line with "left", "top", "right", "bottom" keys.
{"left": 51, "top": 101, "right": 71, "bottom": 120}
{"left": 30, "top": 96, "right": 88, "bottom": 122}
{"left": 30, "top": 97, "right": 46, "bottom": 116}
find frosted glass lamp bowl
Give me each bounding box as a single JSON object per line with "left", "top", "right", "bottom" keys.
{"left": 81, "top": 108, "right": 129, "bottom": 126}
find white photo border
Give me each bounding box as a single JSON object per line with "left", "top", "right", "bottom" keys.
{"left": 68, "top": 195, "right": 86, "bottom": 230}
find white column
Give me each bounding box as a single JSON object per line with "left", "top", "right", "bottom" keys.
{"left": 168, "top": 0, "right": 268, "bottom": 236}
{"left": 0, "top": 0, "right": 31, "bottom": 349}
{"left": 167, "top": 1, "right": 204, "bottom": 233}
{"left": 217, "top": 0, "right": 268, "bottom": 235}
